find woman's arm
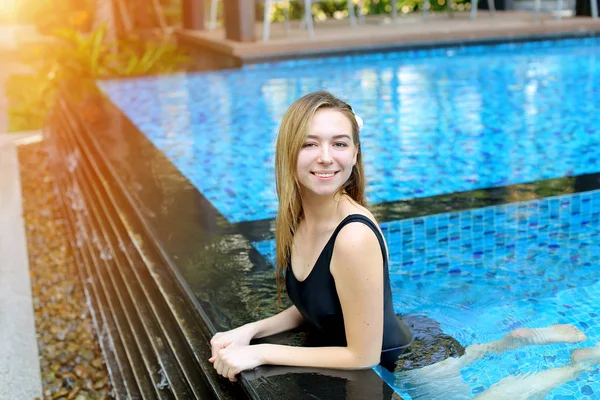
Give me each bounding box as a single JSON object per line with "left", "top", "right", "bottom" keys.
{"left": 255, "top": 343, "right": 376, "bottom": 370}
{"left": 212, "top": 222, "right": 385, "bottom": 379}
{"left": 261, "top": 222, "right": 384, "bottom": 369}
{"left": 210, "top": 305, "right": 304, "bottom": 359}
{"left": 249, "top": 305, "right": 304, "bottom": 339}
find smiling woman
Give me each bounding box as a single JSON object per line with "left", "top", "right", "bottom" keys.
{"left": 209, "top": 91, "right": 415, "bottom": 379}
{"left": 295, "top": 108, "right": 358, "bottom": 198}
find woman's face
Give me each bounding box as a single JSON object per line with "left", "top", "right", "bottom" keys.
{"left": 296, "top": 108, "right": 358, "bottom": 198}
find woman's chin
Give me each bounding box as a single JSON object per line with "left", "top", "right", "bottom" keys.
{"left": 305, "top": 187, "right": 340, "bottom": 198}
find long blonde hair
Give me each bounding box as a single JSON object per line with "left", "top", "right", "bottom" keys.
{"left": 274, "top": 91, "right": 367, "bottom": 302}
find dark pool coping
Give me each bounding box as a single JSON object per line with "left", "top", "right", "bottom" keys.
{"left": 237, "top": 173, "right": 600, "bottom": 242}
{"left": 52, "top": 94, "right": 253, "bottom": 398}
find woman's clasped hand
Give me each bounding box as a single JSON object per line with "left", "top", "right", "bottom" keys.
{"left": 209, "top": 324, "right": 262, "bottom": 382}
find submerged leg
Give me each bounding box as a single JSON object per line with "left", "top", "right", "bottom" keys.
{"left": 473, "top": 343, "right": 600, "bottom": 400}
{"left": 416, "top": 324, "right": 586, "bottom": 377}
{"left": 496, "top": 324, "right": 587, "bottom": 351}
{"left": 398, "top": 325, "right": 586, "bottom": 399}
{"left": 472, "top": 366, "right": 581, "bottom": 400}
{"left": 571, "top": 342, "right": 600, "bottom": 368}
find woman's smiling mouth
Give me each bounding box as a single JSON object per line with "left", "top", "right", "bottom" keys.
{"left": 311, "top": 171, "right": 339, "bottom": 180}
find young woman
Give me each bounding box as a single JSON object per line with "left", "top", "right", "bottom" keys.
{"left": 209, "top": 91, "right": 600, "bottom": 398}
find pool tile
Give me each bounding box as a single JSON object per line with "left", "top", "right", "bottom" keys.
{"left": 98, "top": 38, "right": 600, "bottom": 223}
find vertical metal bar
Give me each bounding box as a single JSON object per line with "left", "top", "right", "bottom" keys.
{"left": 263, "top": 0, "right": 272, "bottom": 40}
{"left": 305, "top": 0, "right": 315, "bottom": 39}
{"left": 488, "top": 0, "right": 496, "bottom": 16}
{"left": 534, "top": 0, "right": 542, "bottom": 22}
{"left": 209, "top": 0, "right": 218, "bottom": 30}
{"left": 591, "top": 0, "right": 599, "bottom": 19}
{"left": 470, "top": 0, "right": 478, "bottom": 19}
{"left": 348, "top": 0, "right": 357, "bottom": 28}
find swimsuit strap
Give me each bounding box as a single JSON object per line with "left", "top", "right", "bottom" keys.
{"left": 328, "top": 214, "right": 388, "bottom": 263}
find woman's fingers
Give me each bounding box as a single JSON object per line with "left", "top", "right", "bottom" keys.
{"left": 227, "top": 368, "right": 238, "bottom": 382}
{"left": 210, "top": 333, "right": 225, "bottom": 358}
{"left": 210, "top": 338, "right": 233, "bottom": 360}
{"left": 211, "top": 347, "right": 240, "bottom": 382}
{"left": 213, "top": 354, "right": 223, "bottom": 376}
{"left": 210, "top": 334, "right": 218, "bottom": 356}
{"left": 210, "top": 342, "right": 220, "bottom": 359}
{"left": 221, "top": 364, "right": 230, "bottom": 380}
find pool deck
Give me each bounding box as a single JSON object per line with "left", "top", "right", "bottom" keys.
{"left": 0, "top": 25, "right": 44, "bottom": 399}
{"left": 177, "top": 11, "right": 600, "bottom": 65}
{"left": 0, "top": 132, "right": 43, "bottom": 400}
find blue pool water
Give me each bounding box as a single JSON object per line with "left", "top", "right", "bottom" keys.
{"left": 254, "top": 189, "right": 600, "bottom": 398}
{"left": 99, "top": 37, "right": 600, "bottom": 224}
{"left": 98, "top": 37, "right": 600, "bottom": 398}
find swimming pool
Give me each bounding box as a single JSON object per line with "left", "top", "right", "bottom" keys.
{"left": 98, "top": 36, "right": 600, "bottom": 399}
{"left": 254, "top": 189, "right": 600, "bottom": 398}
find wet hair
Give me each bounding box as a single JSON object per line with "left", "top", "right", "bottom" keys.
{"left": 274, "top": 90, "right": 366, "bottom": 303}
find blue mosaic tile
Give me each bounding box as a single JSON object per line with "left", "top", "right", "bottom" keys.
{"left": 252, "top": 189, "right": 600, "bottom": 398}
{"left": 98, "top": 37, "right": 600, "bottom": 223}
{"left": 580, "top": 385, "right": 594, "bottom": 396}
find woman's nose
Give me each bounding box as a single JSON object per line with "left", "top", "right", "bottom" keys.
{"left": 318, "top": 147, "right": 333, "bottom": 164}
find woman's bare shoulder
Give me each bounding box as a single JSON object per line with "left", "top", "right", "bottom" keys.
{"left": 336, "top": 195, "right": 388, "bottom": 257}
{"left": 331, "top": 203, "right": 384, "bottom": 275}
{"left": 339, "top": 196, "right": 379, "bottom": 226}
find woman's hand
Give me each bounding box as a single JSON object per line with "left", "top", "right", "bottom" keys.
{"left": 209, "top": 345, "right": 265, "bottom": 382}
{"left": 209, "top": 324, "right": 256, "bottom": 358}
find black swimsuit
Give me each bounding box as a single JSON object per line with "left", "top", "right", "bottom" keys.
{"left": 285, "top": 214, "right": 413, "bottom": 367}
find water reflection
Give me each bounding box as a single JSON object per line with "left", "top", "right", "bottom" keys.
{"left": 98, "top": 38, "right": 600, "bottom": 223}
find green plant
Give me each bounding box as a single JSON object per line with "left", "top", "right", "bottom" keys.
{"left": 22, "top": 26, "right": 113, "bottom": 87}
{"left": 6, "top": 74, "right": 51, "bottom": 132}
{"left": 269, "top": 0, "right": 472, "bottom": 20}
{"left": 111, "top": 34, "right": 190, "bottom": 76}
{"left": 8, "top": 24, "right": 189, "bottom": 132}
{"left": 21, "top": 25, "right": 188, "bottom": 83}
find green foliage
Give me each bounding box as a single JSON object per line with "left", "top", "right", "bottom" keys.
{"left": 111, "top": 34, "right": 190, "bottom": 76}
{"left": 6, "top": 74, "right": 50, "bottom": 132}
{"left": 7, "top": 25, "right": 189, "bottom": 132}
{"left": 21, "top": 25, "right": 188, "bottom": 82}
{"left": 270, "top": 0, "right": 471, "bottom": 21}
{"left": 20, "top": 26, "right": 113, "bottom": 89}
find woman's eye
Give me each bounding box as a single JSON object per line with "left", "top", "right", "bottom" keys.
{"left": 302, "top": 143, "right": 317, "bottom": 148}
{"left": 334, "top": 142, "right": 348, "bottom": 147}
